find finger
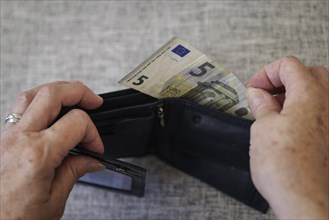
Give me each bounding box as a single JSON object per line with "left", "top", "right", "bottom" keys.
{"left": 5, "top": 81, "right": 69, "bottom": 130}
{"left": 246, "top": 58, "right": 285, "bottom": 92}
{"left": 247, "top": 56, "right": 316, "bottom": 109}
{"left": 247, "top": 56, "right": 312, "bottom": 93}
{"left": 18, "top": 81, "right": 103, "bottom": 131}
{"left": 11, "top": 81, "right": 70, "bottom": 115}
{"left": 247, "top": 88, "right": 281, "bottom": 119}
{"left": 49, "top": 155, "right": 105, "bottom": 206}
{"left": 44, "top": 109, "right": 104, "bottom": 161}
{"left": 6, "top": 90, "right": 35, "bottom": 130}
{"left": 308, "top": 66, "right": 329, "bottom": 91}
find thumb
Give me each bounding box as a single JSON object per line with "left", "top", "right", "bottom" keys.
{"left": 50, "top": 155, "right": 105, "bottom": 203}
{"left": 247, "top": 87, "right": 281, "bottom": 119}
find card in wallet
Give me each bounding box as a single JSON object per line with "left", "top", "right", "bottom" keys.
{"left": 66, "top": 88, "right": 269, "bottom": 213}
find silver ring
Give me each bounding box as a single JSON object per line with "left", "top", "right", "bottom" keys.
{"left": 5, "top": 113, "right": 22, "bottom": 124}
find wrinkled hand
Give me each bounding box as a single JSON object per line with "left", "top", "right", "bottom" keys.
{"left": 0, "top": 81, "right": 105, "bottom": 219}
{"left": 246, "top": 56, "right": 328, "bottom": 219}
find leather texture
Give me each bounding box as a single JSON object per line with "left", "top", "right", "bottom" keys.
{"left": 84, "top": 89, "right": 268, "bottom": 213}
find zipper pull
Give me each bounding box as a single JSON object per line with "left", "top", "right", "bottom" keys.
{"left": 157, "top": 105, "right": 165, "bottom": 128}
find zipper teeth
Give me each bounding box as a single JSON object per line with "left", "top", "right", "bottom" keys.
{"left": 157, "top": 106, "right": 165, "bottom": 127}
{"left": 158, "top": 107, "right": 164, "bottom": 115}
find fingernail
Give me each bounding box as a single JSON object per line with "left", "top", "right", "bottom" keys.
{"left": 87, "top": 162, "right": 106, "bottom": 173}
{"left": 97, "top": 95, "right": 103, "bottom": 102}
{"left": 246, "top": 88, "right": 266, "bottom": 112}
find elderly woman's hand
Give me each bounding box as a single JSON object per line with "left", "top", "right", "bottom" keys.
{"left": 247, "top": 56, "right": 328, "bottom": 219}
{"left": 1, "top": 81, "right": 105, "bottom": 219}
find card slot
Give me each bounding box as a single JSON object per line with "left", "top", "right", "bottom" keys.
{"left": 95, "top": 113, "right": 155, "bottom": 131}
{"left": 96, "top": 114, "right": 156, "bottom": 158}
{"left": 99, "top": 89, "right": 140, "bottom": 99}
{"left": 89, "top": 102, "right": 156, "bottom": 122}
{"left": 86, "top": 99, "right": 158, "bottom": 158}
{"left": 91, "top": 91, "right": 157, "bottom": 113}
{"left": 103, "top": 94, "right": 156, "bottom": 110}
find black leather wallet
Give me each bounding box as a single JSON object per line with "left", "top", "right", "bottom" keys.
{"left": 67, "top": 88, "right": 268, "bottom": 213}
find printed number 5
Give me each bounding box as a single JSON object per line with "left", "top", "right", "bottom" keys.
{"left": 189, "top": 62, "right": 215, "bottom": 77}
{"left": 132, "top": 75, "right": 149, "bottom": 86}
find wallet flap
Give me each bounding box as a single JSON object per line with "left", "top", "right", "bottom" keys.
{"left": 155, "top": 98, "right": 268, "bottom": 212}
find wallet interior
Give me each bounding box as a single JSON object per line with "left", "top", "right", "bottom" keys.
{"left": 68, "top": 89, "right": 268, "bottom": 213}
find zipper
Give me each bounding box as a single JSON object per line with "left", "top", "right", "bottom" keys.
{"left": 157, "top": 103, "right": 165, "bottom": 128}
{"left": 148, "top": 102, "right": 165, "bottom": 154}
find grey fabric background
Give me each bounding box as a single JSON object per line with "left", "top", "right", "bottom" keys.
{"left": 1, "top": 1, "right": 328, "bottom": 219}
